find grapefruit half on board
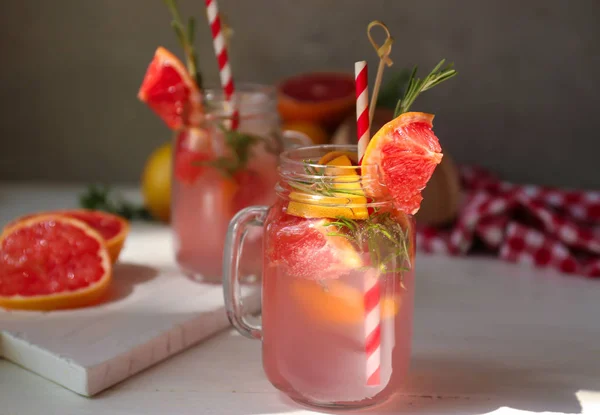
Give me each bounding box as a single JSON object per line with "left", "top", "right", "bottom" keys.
{"left": 7, "top": 209, "right": 130, "bottom": 263}
{"left": 138, "top": 46, "right": 204, "bottom": 130}
{"left": 361, "top": 112, "right": 443, "bottom": 215}
{"left": 277, "top": 72, "right": 356, "bottom": 130}
{"left": 0, "top": 215, "right": 112, "bottom": 311}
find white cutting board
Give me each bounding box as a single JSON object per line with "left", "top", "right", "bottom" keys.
{"left": 0, "top": 222, "right": 261, "bottom": 397}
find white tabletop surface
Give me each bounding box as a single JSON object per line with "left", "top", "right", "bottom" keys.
{"left": 1, "top": 182, "right": 600, "bottom": 415}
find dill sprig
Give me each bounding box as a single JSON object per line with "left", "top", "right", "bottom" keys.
{"left": 327, "top": 213, "right": 412, "bottom": 281}
{"left": 394, "top": 59, "right": 457, "bottom": 117}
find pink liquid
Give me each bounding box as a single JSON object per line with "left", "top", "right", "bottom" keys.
{"left": 261, "top": 206, "right": 415, "bottom": 408}
{"left": 172, "top": 145, "right": 278, "bottom": 282}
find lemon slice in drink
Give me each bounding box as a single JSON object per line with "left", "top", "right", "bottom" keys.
{"left": 287, "top": 152, "right": 368, "bottom": 220}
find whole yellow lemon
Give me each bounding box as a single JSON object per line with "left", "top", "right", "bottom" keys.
{"left": 141, "top": 142, "right": 172, "bottom": 222}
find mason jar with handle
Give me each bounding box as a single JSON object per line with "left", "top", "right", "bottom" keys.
{"left": 223, "top": 144, "right": 416, "bottom": 409}
{"left": 171, "top": 83, "right": 309, "bottom": 283}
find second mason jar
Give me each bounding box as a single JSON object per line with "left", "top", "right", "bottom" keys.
{"left": 171, "top": 83, "right": 307, "bottom": 283}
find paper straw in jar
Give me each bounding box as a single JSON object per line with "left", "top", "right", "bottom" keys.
{"left": 205, "top": 0, "right": 239, "bottom": 129}
{"left": 355, "top": 61, "right": 370, "bottom": 164}
{"left": 364, "top": 268, "right": 382, "bottom": 386}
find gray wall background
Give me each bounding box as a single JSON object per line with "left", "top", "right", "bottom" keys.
{"left": 0, "top": 0, "right": 598, "bottom": 189}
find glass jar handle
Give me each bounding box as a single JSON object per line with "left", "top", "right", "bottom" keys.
{"left": 223, "top": 205, "right": 269, "bottom": 340}
{"left": 282, "top": 129, "right": 312, "bottom": 148}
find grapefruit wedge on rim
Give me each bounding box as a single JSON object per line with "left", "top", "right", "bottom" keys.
{"left": 138, "top": 46, "right": 203, "bottom": 130}
{"left": 361, "top": 111, "right": 443, "bottom": 214}
{"left": 0, "top": 215, "right": 112, "bottom": 311}
{"left": 8, "top": 209, "right": 130, "bottom": 264}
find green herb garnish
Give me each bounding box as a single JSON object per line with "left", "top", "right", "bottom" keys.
{"left": 79, "top": 185, "right": 154, "bottom": 221}
{"left": 327, "top": 213, "right": 412, "bottom": 281}
{"left": 287, "top": 162, "right": 364, "bottom": 198}
{"left": 394, "top": 59, "right": 457, "bottom": 117}
{"left": 163, "top": 0, "right": 202, "bottom": 89}
{"left": 194, "top": 128, "right": 263, "bottom": 177}
{"left": 290, "top": 160, "right": 412, "bottom": 282}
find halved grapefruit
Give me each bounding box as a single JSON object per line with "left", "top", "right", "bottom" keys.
{"left": 266, "top": 209, "right": 362, "bottom": 280}
{"left": 0, "top": 215, "right": 112, "bottom": 311}
{"left": 277, "top": 72, "right": 356, "bottom": 130}
{"left": 361, "top": 112, "right": 443, "bottom": 214}
{"left": 138, "top": 47, "right": 204, "bottom": 130}
{"left": 8, "top": 209, "right": 130, "bottom": 263}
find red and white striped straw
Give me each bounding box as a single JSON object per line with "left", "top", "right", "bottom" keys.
{"left": 364, "top": 269, "right": 382, "bottom": 386}
{"left": 356, "top": 61, "right": 380, "bottom": 385}
{"left": 355, "top": 61, "right": 370, "bottom": 164}
{"left": 205, "top": 0, "right": 239, "bottom": 129}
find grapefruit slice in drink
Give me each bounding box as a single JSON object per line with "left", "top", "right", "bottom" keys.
{"left": 173, "top": 127, "right": 213, "bottom": 185}
{"left": 7, "top": 209, "right": 130, "bottom": 264}
{"left": 361, "top": 111, "right": 443, "bottom": 214}
{"left": 0, "top": 215, "right": 112, "bottom": 311}
{"left": 290, "top": 277, "right": 401, "bottom": 325}
{"left": 138, "top": 47, "right": 203, "bottom": 130}
{"left": 266, "top": 209, "right": 362, "bottom": 280}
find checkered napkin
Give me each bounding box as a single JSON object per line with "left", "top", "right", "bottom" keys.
{"left": 417, "top": 165, "right": 600, "bottom": 277}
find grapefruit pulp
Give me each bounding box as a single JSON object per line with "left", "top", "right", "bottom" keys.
{"left": 138, "top": 47, "right": 203, "bottom": 130}
{"left": 173, "top": 127, "right": 213, "bottom": 185}
{"left": 360, "top": 112, "right": 443, "bottom": 214}
{"left": 266, "top": 207, "right": 362, "bottom": 280}
{"left": 8, "top": 209, "right": 129, "bottom": 263}
{"left": 0, "top": 215, "right": 112, "bottom": 311}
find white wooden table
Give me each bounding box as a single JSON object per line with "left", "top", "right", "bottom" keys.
{"left": 1, "top": 182, "right": 600, "bottom": 415}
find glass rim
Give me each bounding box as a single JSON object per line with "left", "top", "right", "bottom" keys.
{"left": 202, "top": 83, "right": 277, "bottom": 120}
{"left": 202, "top": 82, "right": 277, "bottom": 99}
{"left": 277, "top": 144, "right": 399, "bottom": 209}
{"left": 279, "top": 144, "right": 378, "bottom": 169}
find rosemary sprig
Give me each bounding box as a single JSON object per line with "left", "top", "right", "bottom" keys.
{"left": 394, "top": 59, "right": 457, "bottom": 117}
{"left": 163, "top": 0, "right": 203, "bottom": 89}
{"left": 291, "top": 160, "right": 412, "bottom": 281}
{"left": 79, "top": 185, "right": 154, "bottom": 221}
{"left": 326, "top": 213, "right": 412, "bottom": 279}
{"left": 194, "top": 127, "right": 263, "bottom": 177}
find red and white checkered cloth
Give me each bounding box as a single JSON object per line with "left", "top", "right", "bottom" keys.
{"left": 417, "top": 165, "right": 600, "bottom": 277}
